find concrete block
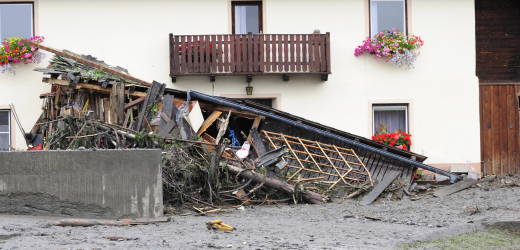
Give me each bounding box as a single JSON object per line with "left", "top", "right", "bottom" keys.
{"left": 0, "top": 149, "right": 163, "bottom": 219}
{"left": 450, "top": 165, "right": 468, "bottom": 174}
{"left": 435, "top": 174, "right": 449, "bottom": 182}
{"left": 468, "top": 171, "right": 479, "bottom": 180}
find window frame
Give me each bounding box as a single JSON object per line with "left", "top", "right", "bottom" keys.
{"left": 0, "top": 109, "right": 11, "bottom": 152}
{"left": 231, "top": 1, "right": 263, "bottom": 35}
{"left": 372, "top": 104, "right": 408, "bottom": 135}
{"left": 369, "top": 0, "right": 408, "bottom": 37}
{"left": 0, "top": 1, "right": 35, "bottom": 40}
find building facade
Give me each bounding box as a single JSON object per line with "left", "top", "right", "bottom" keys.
{"left": 0, "top": 0, "right": 480, "bottom": 172}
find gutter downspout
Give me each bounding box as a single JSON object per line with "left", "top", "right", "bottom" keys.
{"left": 188, "top": 90, "right": 462, "bottom": 183}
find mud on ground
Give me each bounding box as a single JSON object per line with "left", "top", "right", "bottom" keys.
{"left": 0, "top": 178, "right": 519, "bottom": 250}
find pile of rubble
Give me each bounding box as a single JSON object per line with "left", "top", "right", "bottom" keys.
{"left": 21, "top": 41, "right": 470, "bottom": 215}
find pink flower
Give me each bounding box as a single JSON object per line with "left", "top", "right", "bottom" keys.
{"left": 25, "top": 53, "right": 32, "bottom": 58}
{"left": 30, "top": 46, "right": 35, "bottom": 51}
{"left": 396, "top": 145, "right": 403, "bottom": 149}
{"left": 377, "top": 57, "right": 381, "bottom": 62}
{"left": 392, "top": 28, "right": 396, "bottom": 31}
{"left": 22, "top": 46, "right": 26, "bottom": 51}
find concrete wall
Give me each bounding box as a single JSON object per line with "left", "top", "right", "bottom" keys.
{"left": 0, "top": 149, "right": 163, "bottom": 219}
{"left": 0, "top": 0, "right": 480, "bottom": 167}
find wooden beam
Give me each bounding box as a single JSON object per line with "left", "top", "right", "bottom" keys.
{"left": 75, "top": 83, "right": 146, "bottom": 98}
{"left": 197, "top": 111, "right": 222, "bottom": 136}
{"left": 199, "top": 102, "right": 265, "bottom": 120}
{"left": 124, "top": 96, "right": 146, "bottom": 110}
{"left": 26, "top": 40, "right": 152, "bottom": 87}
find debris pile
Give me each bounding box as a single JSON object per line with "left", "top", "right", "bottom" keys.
{"left": 22, "top": 42, "right": 464, "bottom": 213}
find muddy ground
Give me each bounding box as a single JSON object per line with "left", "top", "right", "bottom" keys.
{"left": 0, "top": 179, "right": 519, "bottom": 250}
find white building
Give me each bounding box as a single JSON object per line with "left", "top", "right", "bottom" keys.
{"left": 0, "top": 0, "right": 480, "bottom": 173}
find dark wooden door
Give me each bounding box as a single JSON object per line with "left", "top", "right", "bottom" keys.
{"left": 480, "top": 85, "right": 520, "bottom": 176}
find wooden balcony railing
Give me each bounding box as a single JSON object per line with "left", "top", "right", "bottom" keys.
{"left": 169, "top": 33, "right": 330, "bottom": 82}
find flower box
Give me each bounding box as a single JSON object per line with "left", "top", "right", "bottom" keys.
{"left": 354, "top": 28, "right": 423, "bottom": 69}
{"left": 1, "top": 36, "right": 45, "bottom": 75}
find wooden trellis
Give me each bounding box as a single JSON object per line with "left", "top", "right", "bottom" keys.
{"left": 262, "top": 131, "right": 373, "bottom": 189}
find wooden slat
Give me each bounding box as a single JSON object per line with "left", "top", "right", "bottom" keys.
{"left": 302, "top": 35, "right": 308, "bottom": 72}
{"left": 491, "top": 86, "right": 501, "bottom": 175}
{"left": 314, "top": 34, "right": 320, "bottom": 72}
{"left": 500, "top": 86, "right": 508, "bottom": 176}
{"left": 174, "top": 36, "right": 180, "bottom": 74}
{"left": 242, "top": 35, "right": 250, "bottom": 72}
{"left": 193, "top": 36, "right": 200, "bottom": 73}
{"left": 507, "top": 85, "right": 516, "bottom": 175}
{"left": 224, "top": 35, "right": 230, "bottom": 72}
{"left": 289, "top": 35, "right": 294, "bottom": 72}
{"left": 284, "top": 34, "right": 289, "bottom": 72}
{"left": 217, "top": 35, "right": 224, "bottom": 72}
{"left": 516, "top": 85, "right": 520, "bottom": 174}
{"left": 187, "top": 36, "right": 193, "bottom": 73}
{"left": 320, "top": 34, "right": 326, "bottom": 72}
{"left": 211, "top": 35, "right": 217, "bottom": 73}
{"left": 325, "top": 32, "right": 331, "bottom": 73}
{"left": 482, "top": 85, "right": 493, "bottom": 174}
{"left": 247, "top": 34, "right": 252, "bottom": 72}
{"left": 229, "top": 35, "right": 235, "bottom": 72}
{"left": 169, "top": 34, "right": 175, "bottom": 75}
{"left": 296, "top": 35, "right": 301, "bottom": 72}
{"left": 236, "top": 35, "right": 241, "bottom": 72}
{"left": 259, "top": 35, "right": 264, "bottom": 72}
{"left": 266, "top": 35, "right": 271, "bottom": 72}
{"left": 181, "top": 36, "right": 187, "bottom": 73}
{"left": 253, "top": 34, "right": 259, "bottom": 72}
{"left": 308, "top": 35, "right": 314, "bottom": 72}
{"left": 277, "top": 35, "right": 283, "bottom": 72}
{"left": 205, "top": 35, "right": 211, "bottom": 73}
{"left": 479, "top": 85, "right": 485, "bottom": 174}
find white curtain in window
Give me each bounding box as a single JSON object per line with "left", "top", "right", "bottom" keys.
{"left": 235, "top": 6, "right": 247, "bottom": 34}
{"left": 373, "top": 107, "right": 407, "bottom": 135}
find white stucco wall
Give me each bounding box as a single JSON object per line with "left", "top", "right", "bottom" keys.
{"left": 0, "top": 0, "right": 479, "bottom": 165}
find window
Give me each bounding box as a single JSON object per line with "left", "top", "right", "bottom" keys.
{"left": 0, "top": 110, "right": 10, "bottom": 151}
{"left": 232, "top": 1, "right": 262, "bottom": 34}
{"left": 373, "top": 104, "right": 407, "bottom": 135}
{"left": 0, "top": 2, "right": 33, "bottom": 41}
{"left": 370, "top": 0, "right": 406, "bottom": 37}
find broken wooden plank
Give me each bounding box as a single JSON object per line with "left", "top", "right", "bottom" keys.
{"left": 159, "top": 94, "right": 174, "bottom": 127}
{"left": 125, "top": 96, "right": 146, "bottom": 110}
{"left": 116, "top": 81, "right": 125, "bottom": 125}
{"left": 250, "top": 129, "right": 267, "bottom": 156}
{"left": 360, "top": 170, "right": 401, "bottom": 206}
{"left": 109, "top": 83, "right": 119, "bottom": 124}
{"left": 199, "top": 102, "right": 265, "bottom": 120}
{"left": 158, "top": 112, "right": 176, "bottom": 137}
{"left": 76, "top": 83, "right": 146, "bottom": 98}
{"left": 197, "top": 111, "right": 222, "bottom": 136}
{"left": 433, "top": 175, "right": 495, "bottom": 198}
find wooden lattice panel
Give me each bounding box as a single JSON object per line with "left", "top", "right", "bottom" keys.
{"left": 262, "top": 131, "right": 373, "bottom": 189}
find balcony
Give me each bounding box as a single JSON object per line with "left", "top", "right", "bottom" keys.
{"left": 169, "top": 33, "right": 331, "bottom": 82}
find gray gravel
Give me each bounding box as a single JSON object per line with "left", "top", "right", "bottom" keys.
{"left": 0, "top": 182, "right": 518, "bottom": 249}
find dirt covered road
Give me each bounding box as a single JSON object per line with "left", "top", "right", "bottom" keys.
{"left": 0, "top": 181, "right": 519, "bottom": 250}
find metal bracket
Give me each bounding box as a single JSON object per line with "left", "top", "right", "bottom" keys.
{"left": 246, "top": 75, "right": 253, "bottom": 83}
{"left": 283, "top": 74, "right": 290, "bottom": 82}
{"left": 321, "top": 74, "right": 328, "bottom": 81}
{"left": 410, "top": 156, "right": 416, "bottom": 161}
{"left": 209, "top": 75, "right": 216, "bottom": 82}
